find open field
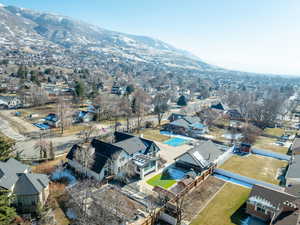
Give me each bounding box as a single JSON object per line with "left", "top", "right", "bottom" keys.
{"left": 264, "top": 128, "right": 285, "bottom": 137}
{"left": 220, "top": 154, "right": 288, "bottom": 185}
{"left": 190, "top": 183, "right": 251, "bottom": 225}
{"left": 138, "top": 128, "right": 169, "bottom": 142}
{"left": 182, "top": 176, "right": 225, "bottom": 222}
{"left": 253, "top": 136, "right": 289, "bottom": 154}
{"left": 146, "top": 173, "right": 176, "bottom": 189}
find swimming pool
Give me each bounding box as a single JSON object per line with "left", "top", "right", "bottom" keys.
{"left": 164, "top": 137, "right": 188, "bottom": 147}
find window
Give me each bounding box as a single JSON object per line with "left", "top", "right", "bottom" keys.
{"left": 256, "top": 205, "right": 266, "bottom": 214}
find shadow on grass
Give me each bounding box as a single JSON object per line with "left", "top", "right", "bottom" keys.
{"left": 161, "top": 172, "right": 174, "bottom": 181}
{"left": 230, "top": 203, "right": 248, "bottom": 225}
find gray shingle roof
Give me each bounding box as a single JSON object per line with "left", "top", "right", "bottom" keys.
{"left": 169, "top": 119, "right": 190, "bottom": 129}
{"left": 113, "top": 136, "right": 148, "bottom": 155}
{"left": 183, "top": 116, "right": 200, "bottom": 124}
{"left": 291, "top": 138, "right": 300, "bottom": 154}
{"left": 249, "top": 184, "right": 296, "bottom": 207}
{"left": 14, "top": 173, "right": 49, "bottom": 195}
{"left": 175, "top": 140, "right": 222, "bottom": 169}
{"left": 0, "top": 158, "right": 30, "bottom": 190}
{"left": 286, "top": 155, "right": 300, "bottom": 179}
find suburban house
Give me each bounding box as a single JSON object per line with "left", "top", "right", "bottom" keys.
{"left": 44, "top": 113, "right": 60, "bottom": 127}
{"left": 67, "top": 132, "right": 161, "bottom": 181}
{"left": 289, "top": 137, "right": 300, "bottom": 155}
{"left": 210, "top": 102, "right": 225, "bottom": 111}
{"left": 285, "top": 155, "right": 300, "bottom": 186}
{"left": 163, "top": 115, "right": 208, "bottom": 137}
{"left": 174, "top": 141, "right": 222, "bottom": 172}
{"left": 74, "top": 110, "right": 95, "bottom": 123}
{"left": 111, "top": 85, "right": 126, "bottom": 95}
{"left": 225, "top": 109, "right": 242, "bottom": 120}
{"left": 0, "top": 95, "right": 22, "bottom": 109}
{"left": 0, "top": 158, "right": 50, "bottom": 213}
{"left": 168, "top": 113, "right": 186, "bottom": 122}
{"left": 246, "top": 184, "right": 300, "bottom": 225}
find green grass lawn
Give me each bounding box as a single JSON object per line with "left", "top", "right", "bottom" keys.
{"left": 220, "top": 154, "right": 288, "bottom": 185}
{"left": 190, "top": 183, "right": 250, "bottom": 225}
{"left": 253, "top": 136, "right": 288, "bottom": 154}
{"left": 146, "top": 173, "right": 176, "bottom": 189}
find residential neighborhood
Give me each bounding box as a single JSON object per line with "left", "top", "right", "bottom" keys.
{"left": 0, "top": 1, "right": 300, "bottom": 225}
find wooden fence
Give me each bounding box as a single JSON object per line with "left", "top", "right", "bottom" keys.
{"left": 139, "top": 166, "right": 215, "bottom": 225}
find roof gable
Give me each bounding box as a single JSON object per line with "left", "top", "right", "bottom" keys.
{"left": 14, "top": 173, "right": 49, "bottom": 195}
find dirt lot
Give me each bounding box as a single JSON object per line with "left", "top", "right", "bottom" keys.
{"left": 190, "top": 183, "right": 251, "bottom": 225}
{"left": 220, "top": 154, "right": 288, "bottom": 185}
{"left": 182, "top": 176, "right": 225, "bottom": 222}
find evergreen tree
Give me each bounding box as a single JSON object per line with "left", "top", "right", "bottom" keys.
{"left": 125, "top": 84, "right": 134, "bottom": 96}
{"left": 75, "top": 81, "right": 85, "bottom": 98}
{"left": 177, "top": 95, "right": 187, "bottom": 106}
{"left": 0, "top": 190, "right": 16, "bottom": 225}
{"left": 0, "top": 137, "right": 15, "bottom": 161}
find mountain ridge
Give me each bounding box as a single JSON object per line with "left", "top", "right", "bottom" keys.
{"left": 0, "top": 4, "right": 279, "bottom": 78}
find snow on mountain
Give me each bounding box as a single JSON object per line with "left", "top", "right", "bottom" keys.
{"left": 0, "top": 4, "right": 227, "bottom": 75}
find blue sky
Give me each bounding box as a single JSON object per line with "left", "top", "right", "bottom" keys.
{"left": 1, "top": 0, "right": 300, "bottom": 75}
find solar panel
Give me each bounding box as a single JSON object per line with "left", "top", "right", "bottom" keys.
{"left": 193, "top": 151, "right": 208, "bottom": 167}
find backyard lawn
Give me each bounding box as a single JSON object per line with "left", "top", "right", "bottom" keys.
{"left": 139, "top": 129, "right": 169, "bottom": 142}
{"left": 220, "top": 154, "right": 288, "bottom": 185}
{"left": 146, "top": 173, "right": 176, "bottom": 189}
{"left": 264, "top": 128, "right": 285, "bottom": 137}
{"left": 190, "top": 183, "right": 250, "bottom": 225}
{"left": 253, "top": 136, "right": 289, "bottom": 154}
{"left": 209, "top": 126, "right": 227, "bottom": 142}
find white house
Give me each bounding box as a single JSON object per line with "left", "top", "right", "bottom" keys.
{"left": 67, "top": 132, "right": 160, "bottom": 181}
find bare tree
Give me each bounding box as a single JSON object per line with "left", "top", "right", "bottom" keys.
{"left": 241, "top": 124, "right": 262, "bottom": 144}
{"left": 78, "top": 125, "right": 98, "bottom": 143}
{"left": 34, "top": 132, "right": 50, "bottom": 159}
{"left": 56, "top": 97, "right": 73, "bottom": 134}
{"left": 119, "top": 96, "right": 133, "bottom": 132}
{"left": 131, "top": 89, "right": 151, "bottom": 132}
{"left": 153, "top": 93, "right": 169, "bottom": 126}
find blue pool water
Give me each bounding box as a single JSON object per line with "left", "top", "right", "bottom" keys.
{"left": 33, "top": 123, "right": 50, "bottom": 130}
{"left": 214, "top": 174, "right": 253, "bottom": 189}
{"left": 167, "top": 167, "right": 187, "bottom": 180}
{"left": 164, "top": 137, "right": 188, "bottom": 147}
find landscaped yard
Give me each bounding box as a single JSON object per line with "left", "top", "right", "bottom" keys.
{"left": 253, "top": 136, "right": 289, "bottom": 154}
{"left": 139, "top": 129, "right": 169, "bottom": 142}
{"left": 146, "top": 173, "right": 176, "bottom": 189}
{"left": 220, "top": 154, "right": 288, "bottom": 185}
{"left": 190, "top": 183, "right": 251, "bottom": 225}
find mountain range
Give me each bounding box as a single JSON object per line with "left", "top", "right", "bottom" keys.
{"left": 0, "top": 4, "right": 264, "bottom": 77}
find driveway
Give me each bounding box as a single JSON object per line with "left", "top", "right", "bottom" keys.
{"left": 0, "top": 116, "right": 26, "bottom": 141}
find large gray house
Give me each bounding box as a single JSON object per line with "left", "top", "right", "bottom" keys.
{"left": 67, "top": 132, "right": 161, "bottom": 181}
{"left": 175, "top": 140, "right": 222, "bottom": 172}
{"left": 0, "top": 158, "right": 50, "bottom": 213}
